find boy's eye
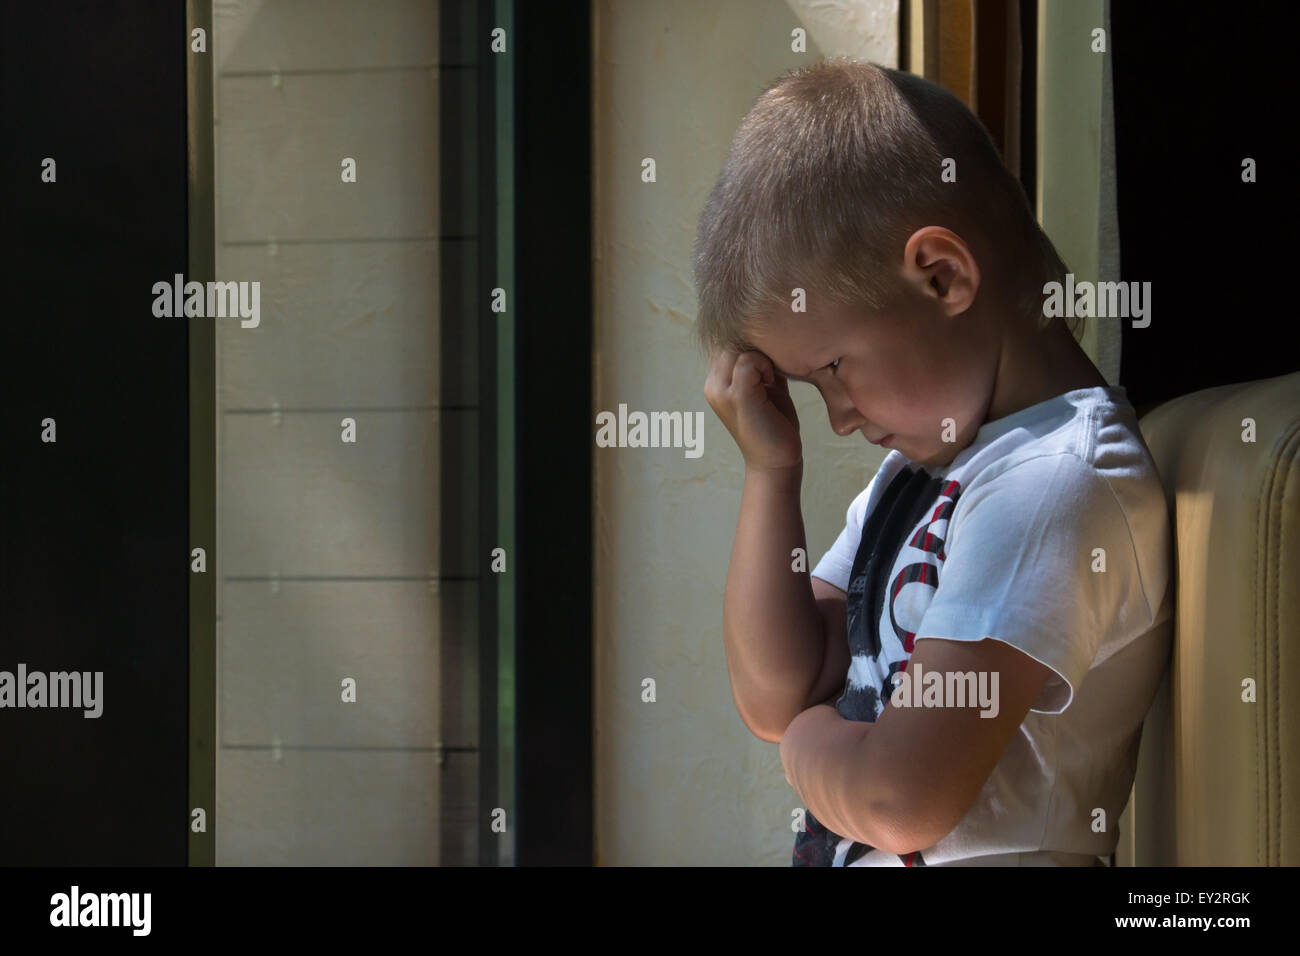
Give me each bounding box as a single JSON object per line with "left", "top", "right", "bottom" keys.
{"left": 825, "top": 358, "right": 841, "bottom": 374}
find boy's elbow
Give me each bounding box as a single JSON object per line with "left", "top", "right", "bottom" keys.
{"left": 849, "top": 801, "right": 916, "bottom": 856}
{"left": 744, "top": 715, "right": 785, "bottom": 745}
{"left": 733, "top": 692, "right": 799, "bottom": 744}
{"left": 861, "top": 789, "right": 960, "bottom": 856}
{"left": 871, "top": 822, "right": 930, "bottom": 857}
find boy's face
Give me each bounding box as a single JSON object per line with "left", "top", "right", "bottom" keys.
{"left": 748, "top": 291, "right": 998, "bottom": 469}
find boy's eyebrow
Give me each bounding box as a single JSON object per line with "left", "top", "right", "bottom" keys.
{"left": 771, "top": 362, "right": 807, "bottom": 382}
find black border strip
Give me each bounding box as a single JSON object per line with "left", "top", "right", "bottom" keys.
{"left": 511, "top": 0, "right": 593, "bottom": 866}
{"left": 186, "top": 0, "right": 217, "bottom": 870}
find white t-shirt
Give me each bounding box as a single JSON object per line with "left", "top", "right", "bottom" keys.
{"left": 795, "top": 385, "right": 1172, "bottom": 867}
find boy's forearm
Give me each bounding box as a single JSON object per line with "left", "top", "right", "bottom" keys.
{"left": 723, "top": 462, "right": 825, "bottom": 741}
{"left": 780, "top": 704, "right": 899, "bottom": 852}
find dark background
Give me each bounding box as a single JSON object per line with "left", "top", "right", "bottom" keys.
{"left": 0, "top": 1, "right": 190, "bottom": 863}
{"left": 1112, "top": 3, "right": 1295, "bottom": 411}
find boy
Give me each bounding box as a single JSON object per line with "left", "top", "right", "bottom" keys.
{"left": 696, "top": 59, "right": 1172, "bottom": 866}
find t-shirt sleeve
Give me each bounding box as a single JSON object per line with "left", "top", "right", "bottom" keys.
{"left": 810, "top": 478, "right": 876, "bottom": 593}
{"left": 914, "top": 453, "right": 1154, "bottom": 715}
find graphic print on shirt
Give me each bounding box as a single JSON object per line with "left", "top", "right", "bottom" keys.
{"left": 792, "top": 464, "right": 963, "bottom": 867}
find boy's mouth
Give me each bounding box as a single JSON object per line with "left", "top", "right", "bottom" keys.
{"left": 867, "top": 434, "right": 893, "bottom": 446}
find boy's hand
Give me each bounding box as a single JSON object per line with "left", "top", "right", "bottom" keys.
{"left": 703, "top": 349, "right": 802, "bottom": 472}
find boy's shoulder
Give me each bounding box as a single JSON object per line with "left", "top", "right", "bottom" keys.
{"left": 839, "top": 385, "right": 1170, "bottom": 580}
{"left": 875, "top": 385, "right": 1165, "bottom": 520}
{"left": 936, "top": 384, "right": 1171, "bottom": 608}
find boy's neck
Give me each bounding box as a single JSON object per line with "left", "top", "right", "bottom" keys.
{"left": 984, "top": 315, "right": 1109, "bottom": 426}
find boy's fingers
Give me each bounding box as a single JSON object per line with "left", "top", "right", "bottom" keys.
{"left": 733, "top": 350, "right": 773, "bottom": 389}
{"left": 705, "top": 349, "right": 740, "bottom": 393}
{"left": 733, "top": 359, "right": 768, "bottom": 395}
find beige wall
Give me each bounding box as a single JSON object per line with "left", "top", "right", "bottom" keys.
{"left": 593, "top": 0, "right": 898, "bottom": 866}
{"left": 1038, "top": 0, "right": 1119, "bottom": 383}
{"left": 212, "top": 0, "right": 472, "bottom": 864}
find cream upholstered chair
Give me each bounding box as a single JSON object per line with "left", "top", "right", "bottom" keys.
{"left": 1114, "top": 371, "right": 1299, "bottom": 865}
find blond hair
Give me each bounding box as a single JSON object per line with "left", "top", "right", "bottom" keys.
{"left": 692, "top": 57, "right": 1075, "bottom": 357}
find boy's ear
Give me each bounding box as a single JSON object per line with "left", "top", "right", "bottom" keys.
{"left": 899, "top": 226, "right": 980, "bottom": 316}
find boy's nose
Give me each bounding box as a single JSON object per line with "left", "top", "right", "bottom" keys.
{"left": 828, "top": 403, "right": 867, "bottom": 437}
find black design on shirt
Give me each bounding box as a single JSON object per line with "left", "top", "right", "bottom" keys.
{"left": 793, "top": 464, "right": 955, "bottom": 867}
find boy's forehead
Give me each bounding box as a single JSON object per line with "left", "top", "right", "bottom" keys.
{"left": 751, "top": 310, "right": 832, "bottom": 380}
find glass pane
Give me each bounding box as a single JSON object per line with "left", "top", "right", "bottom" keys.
{"left": 208, "top": 0, "right": 511, "bottom": 865}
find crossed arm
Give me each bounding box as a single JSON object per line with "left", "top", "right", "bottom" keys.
{"left": 779, "top": 632, "right": 1056, "bottom": 855}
